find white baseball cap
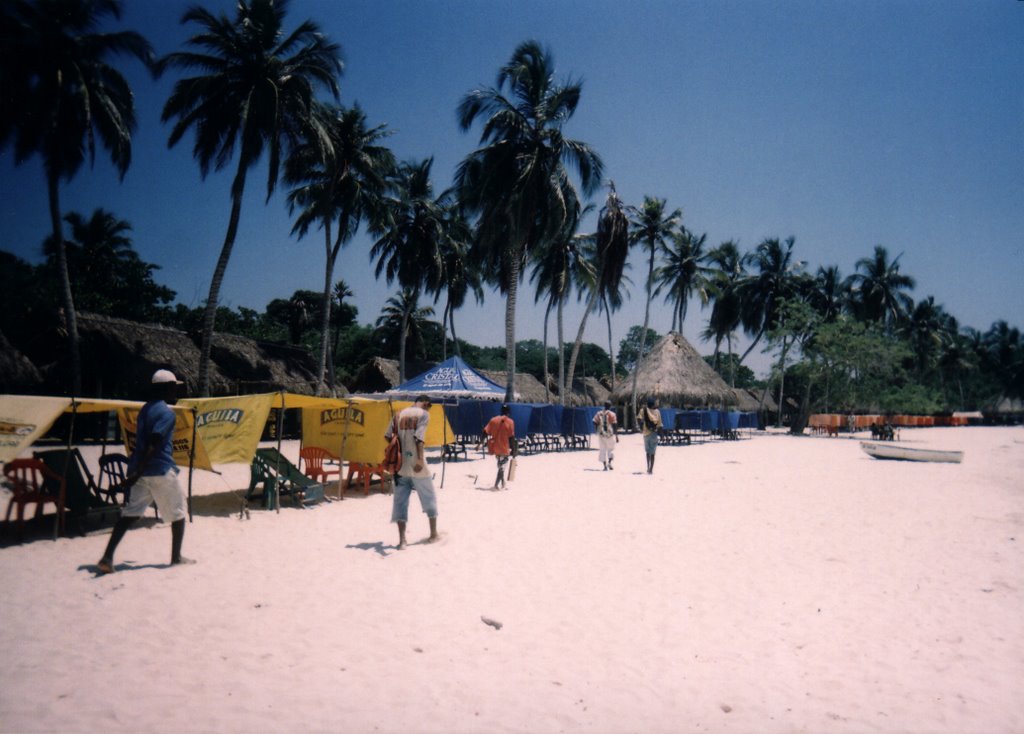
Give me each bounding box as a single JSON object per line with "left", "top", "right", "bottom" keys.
{"left": 151, "top": 369, "right": 183, "bottom": 385}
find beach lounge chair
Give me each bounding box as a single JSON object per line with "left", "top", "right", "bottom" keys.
{"left": 247, "top": 448, "right": 324, "bottom": 509}
{"left": 32, "top": 448, "right": 110, "bottom": 521}
{"left": 3, "top": 458, "right": 66, "bottom": 540}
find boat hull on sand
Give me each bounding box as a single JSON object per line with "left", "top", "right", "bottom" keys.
{"left": 860, "top": 441, "right": 963, "bottom": 464}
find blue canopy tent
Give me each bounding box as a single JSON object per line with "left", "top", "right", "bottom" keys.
{"left": 388, "top": 356, "right": 506, "bottom": 400}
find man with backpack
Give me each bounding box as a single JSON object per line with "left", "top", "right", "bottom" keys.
{"left": 593, "top": 400, "right": 618, "bottom": 471}
{"left": 639, "top": 396, "right": 663, "bottom": 474}
{"left": 384, "top": 395, "right": 439, "bottom": 549}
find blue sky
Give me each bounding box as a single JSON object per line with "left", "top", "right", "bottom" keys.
{"left": 1, "top": 0, "right": 1021, "bottom": 377}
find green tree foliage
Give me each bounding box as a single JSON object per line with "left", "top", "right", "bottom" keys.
{"left": 704, "top": 355, "right": 757, "bottom": 389}
{"left": 617, "top": 325, "right": 660, "bottom": 373}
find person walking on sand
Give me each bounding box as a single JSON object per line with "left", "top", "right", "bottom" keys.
{"left": 384, "top": 395, "right": 439, "bottom": 549}
{"left": 593, "top": 400, "right": 618, "bottom": 470}
{"left": 483, "top": 404, "right": 516, "bottom": 489}
{"left": 639, "top": 396, "right": 663, "bottom": 474}
{"left": 96, "top": 369, "right": 195, "bottom": 574}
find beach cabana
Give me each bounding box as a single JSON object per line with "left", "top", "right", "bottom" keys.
{"left": 610, "top": 332, "right": 736, "bottom": 410}
{"left": 389, "top": 356, "right": 506, "bottom": 400}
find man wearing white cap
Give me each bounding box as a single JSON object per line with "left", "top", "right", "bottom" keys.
{"left": 96, "top": 369, "right": 195, "bottom": 573}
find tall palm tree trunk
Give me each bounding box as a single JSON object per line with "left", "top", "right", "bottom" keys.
{"left": 542, "top": 304, "right": 551, "bottom": 402}
{"left": 48, "top": 175, "right": 81, "bottom": 396}
{"left": 557, "top": 296, "right": 566, "bottom": 406}
{"left": 566, "top": 286, "right": 600, "bottom": 395}
{"left": 775, "top": 337, "right": 790, "bottom": 428}
{"left": 399, "top": 308, "right": 410, "bottom": 383}
{"left": 629, "top": 242, "right": 656, "bottom": 427}
{"left": 449, "top": 305, "right": 462, "bottom": 359}
{"left": 198, "top": 166, "right": 247, "bottom": 397}
{"left": 603, "top": 294, "right": 616, "bottom": 392}
{"left": 441, "top": 300, "right": 451, "bottom": 361}
{"left": 316, "top": 225, "right": 337, "bottom": 395}
{"left": 503, "top": 252, "right": 520, "bottom": 402}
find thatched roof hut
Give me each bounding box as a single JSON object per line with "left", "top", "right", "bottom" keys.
{"left": 75, "top": 312, "right": 233, "bottom": 397}
{"left": 0, "top": 329, "right": 42, "bottom": 392}
{"left": 563, "top": 376, "right": 612, "bottom": 406}
{"left": 610, "top": 332, "right": 736, "bottom": 408}
{"left": 749, "top": 386, "right": 779, "bottom": 413}
{"left": 210, "top": 333, "right": 324, "bottom": 395}
{"left": 349, "top": 357, "right": 402, "bottom": 394}
{"left": 479, "top": 370, "right": 548, "bottom": 403}
{"left": 72, "top": 313, "right": 323, "bottom": 398}
{"left": 730, "top": 387, "right": 762, "bottom": 412}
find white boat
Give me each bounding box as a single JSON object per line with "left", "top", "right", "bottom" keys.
{"left": 860, "top": 441, "right": 963, "bottom": 464}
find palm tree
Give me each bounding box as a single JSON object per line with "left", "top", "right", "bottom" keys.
{"left": 375, "top": 289, "right": 435, "bottom": 370}
{"left": 456, "top": 40, "right": 603, "bottom": 402}
{"left": 654, "top": 226, "right": 711, "bottom": 333}
{"left": 566, "top": 183, "right": 630, "bottom": 396}
{"left": 328, "top": 279, "right": 354, "bottom": 384}
{"left": 900, "top": 295, "right": 952, "bottom": 379}
{"left": 159, "top": 0, "right": 342, "bottom": 395}
{"left": 628, "top": 196, "right": 681, "bottom": 418}
{"left": 286, "top": 102, "right": 394, "bottom": 393}
{"left": 530, "top": 204, "right": 593, "bottom": 401}
{"left": 737, "top": 236, "right": 804, "bottom": 364}
{"left": 436, "top": 206, "right": 482, "bottom": 361}
{"left": 808, "top": 265, "right": 848, "bottom": 322}
{"left": 702, "top": 240, "right": 746, "bottom": 386}
{"left": 983, "top": 320, "right": 1024, "bottom": 401}
{"left": 0, "top": 0, "right": 154, "bottom": 394}
{"left": 846, "top": 245, "right": 916, "bottom": 331}
{"left": 370, "top": 158, "right": 446, "bottom": 381}
{"left": 54, "top": 208, "right": 132, "bottom": 312}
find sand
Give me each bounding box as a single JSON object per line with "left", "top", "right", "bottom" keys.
{"left": 1, "top": 426, "right": 1022, "bottom": 733}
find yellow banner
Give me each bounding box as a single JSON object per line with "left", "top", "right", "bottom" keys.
{"left": 302, "top": 399, "right": 452, "bottom": 465}
{"left": 0, "top": 395, "right": 71, "bottom": 463}
{"left": 117, "top": 406, "right": 212, "bottom": 471}
{"left": 179, "top": 394, "right": 275, "bottom": 465}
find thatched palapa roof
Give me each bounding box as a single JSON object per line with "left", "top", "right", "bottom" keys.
{"left": 610, "top": 332, "right": 736, "bottom": 407}
{"left": 0, "top": 329, "right": 42, "bottom": 391}
{"left": 76, "top": 312, "right": 232, "bottom": 397}
{"left": 349, "top": 357, "right": 402, "bottom": 394}
{"left": 73, "top": 313, "right": 323, "bottom": 397}
{"left": 479, "top": 370, "right": 548, "bottom": 403}
{"left": 210, "top": 332, "right": 324, "bottom": 395}
{"left": 555, "top": 375, "right": 611, "bottom": 406}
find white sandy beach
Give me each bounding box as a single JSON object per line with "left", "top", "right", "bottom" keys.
{"left": 1, "top": 426, "right": 1022, "bottom": 733}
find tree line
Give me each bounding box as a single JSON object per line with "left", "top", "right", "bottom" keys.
{"left": 2, "top": 0, "right": 1020, "bottom": 420}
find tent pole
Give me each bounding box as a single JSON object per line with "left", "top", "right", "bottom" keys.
{"left": 274, "top": 390, "right": 284, "bottom": 513}
{"left": 337, "top": 399, "right": 352, "bottom": 501}
{"left": 58, "top": 400, "right": 78, "bottom": 539}
{"left": 440, "top": 398, "right": 448, "bottom": 488}
{"left": 188, "top": 406, "right": 197, "bottom": 523}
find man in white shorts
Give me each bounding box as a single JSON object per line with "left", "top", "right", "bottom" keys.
{"left": 97, "top": 369, "right": 194, "bottom": 573}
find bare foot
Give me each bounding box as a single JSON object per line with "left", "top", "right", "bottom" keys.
{"left": 171, "top": 557, "right": 197, "bottom": 566}
{"left": 425, "top": 534, "right": 440, "bottom": 543}
{"left": 96, "top": 559, "right": 114, "bottom": 574}
{"left": 397, "top": 539, "right": 407, "bottom": 550}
